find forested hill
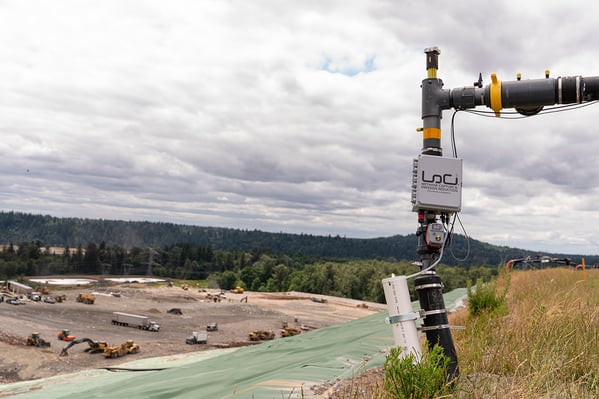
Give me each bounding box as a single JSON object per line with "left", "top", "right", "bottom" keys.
{"left": 0, "top": 211, "right": 590, "bottom": 267}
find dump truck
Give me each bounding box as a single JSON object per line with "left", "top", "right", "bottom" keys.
{"left": 185, "top": 331, "right": 208, "bottom": 345}
{"left": 76, "top": 293, "right": 95, "bottom": 304}
{"left": 248, "top": 330, "right": 275, "bottom": 341}
{"left": 111, "top": 312, "right": 160, "bottom": 331}
{"left": 104, "top": 340, "right": 140, "bottom": 358}
{"left": 280, "top": 328, "right": 301, "bottom": 338}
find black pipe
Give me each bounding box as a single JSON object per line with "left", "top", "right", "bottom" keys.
{"left": 415, "top": 273, "right": 459, "bottom": 382}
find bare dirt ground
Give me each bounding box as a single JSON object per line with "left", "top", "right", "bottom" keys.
{"left": 0, "top": 280, "right": 386, "bottom": 384}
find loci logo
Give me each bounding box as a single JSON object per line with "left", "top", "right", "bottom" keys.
{"left": 421, "top": 172, "right": 459, "bottom": 185}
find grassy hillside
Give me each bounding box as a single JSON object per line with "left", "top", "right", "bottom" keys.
{"left": 335, "top": 268, "right": 599, "bottom": 398}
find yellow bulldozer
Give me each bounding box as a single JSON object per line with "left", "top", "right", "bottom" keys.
{"left": 104, "top": 340, "right": 140, "bottom": 358}
{"left": 26, "top": 332, "right": 51, "bottom": 348}
{"left": 76, "top": 293, "right": 95, "bottom": 304}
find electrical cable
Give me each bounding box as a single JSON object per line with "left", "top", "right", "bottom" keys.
{"left": 447, "top": 213, "right": 471, "bottom": 262}
{"left": 464, "top": 100, "right": 599, "bottom": 119}
{"left": 447, "top": 110, "right": 471, "bottom": 262}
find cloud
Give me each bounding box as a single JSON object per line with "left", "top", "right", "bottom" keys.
{"left": 0, "top": 0, "right": 598, "bottom": 255}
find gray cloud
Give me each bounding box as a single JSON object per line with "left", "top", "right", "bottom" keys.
{"left": 0, "top": 0, "right": 598, "bottom": 254}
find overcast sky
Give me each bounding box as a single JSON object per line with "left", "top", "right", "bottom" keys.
{"left": 1, "top": 1, "right": 599, "bottom": 256}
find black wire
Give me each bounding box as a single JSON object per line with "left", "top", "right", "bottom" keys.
{"left": 447, "top": 213, "right": 471, "bottom": 262}
{"left": 445, "top": 99, "right": 599, "bottom": 263}
{"left": 450, "top": 110, "right": 459, "bottom": 158}
{"left": 447, "top": 111, "right": 469, "bottom": 262}
{"left": 464, "top": 100, "right": 599, "bottom": 119}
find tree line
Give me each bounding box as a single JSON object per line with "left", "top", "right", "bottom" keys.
{"left": 0, "top": 240, "right": 497, "bottom": 302}
{"left": 2, "top": 211, "right": 591, "bottom": 267}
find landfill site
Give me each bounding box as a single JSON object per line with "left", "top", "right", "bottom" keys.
{"left": 0, "top": 277, "right": 408, "bottom": 398}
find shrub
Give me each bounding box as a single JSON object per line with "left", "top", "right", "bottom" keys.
{"left": 384, "top": 344, "right": 452, "bottom": 399}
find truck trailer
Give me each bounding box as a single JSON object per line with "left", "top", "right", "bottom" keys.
{"left": 111, "top": 312, "right": 160, "bottom": 332}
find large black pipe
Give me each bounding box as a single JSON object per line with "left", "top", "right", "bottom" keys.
{"left": 415, "top": 273, "right": 459, "bottom": 382}
{"left": 447, "top": 75, "right": 599, "bottom": 112}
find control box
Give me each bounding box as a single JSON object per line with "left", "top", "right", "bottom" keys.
{"left": 411, "top": 154, "right": 462, "bottom": 212}
{"left": 425, "top": 222, "right": 446, "bottom": 249}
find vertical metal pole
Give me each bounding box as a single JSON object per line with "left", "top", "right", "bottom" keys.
{"left": 415, "top": 47, "right": 459, "bottom": 382}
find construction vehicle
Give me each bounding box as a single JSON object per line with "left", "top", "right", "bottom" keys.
{"left": 26, "top": 332, "right": 51, "bottom": 347}
{"left": 28, "top": 292, "right": 41, "bottom": 301}
{"left": 104, "top": 340, "right": 140, "bottom": 358}
{"left": 60, "top": 338, "right": 108, "bottom": 356}
{"left": 167, "top": 307, "right": 182, "bottom": 315}
{"left": 185, "top": 331, "right": 208, "bottom": 345}
{"left": 43, "top": 296, "right": 56, "bottom": 304}
{"left": 55, "top": 294, "right": 66, "bottom": 303}
{"left": 280, "top": 328, "right": 301, "bottom": 338}
{"left": 230, "top": 286, "right": 244, "bottom": 294}
{"left": 205, "top": 293, "right": 224, "bottom": 302}
{"left": 76, "top": 293, "right": 95, "bottom": 304}
{"left": 505, "top": 254, "right": 573, "bottom": 273}
{"left": 248, "top": 330, "right": 275, "bottom": 341}
{"left": 57, "top": 329, "right": 76, "bottom": 341}
{"left": 111, "top": 312, "right": 160, "bottom": 331}
{"left": 206, "top": 322, "right": 218, "bottom": 331}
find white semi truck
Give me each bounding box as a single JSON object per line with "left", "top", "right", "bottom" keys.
{"left": 111, "top": 312, "right": 160, "bottom": 332}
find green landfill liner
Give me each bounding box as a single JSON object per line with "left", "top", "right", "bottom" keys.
{"left": 1, "top": 288, "right": 466, "bottom": 399}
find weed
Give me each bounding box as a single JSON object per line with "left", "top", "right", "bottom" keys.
{"left": 466, "top": 275, "right": 508, "bottom": 317}
{"left": 383, "top": 344, "right": 453, "bottom": 399}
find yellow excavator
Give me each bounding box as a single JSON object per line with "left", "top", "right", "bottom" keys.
{"left": 60, "top": 338, "right": 108, "bottom": 356}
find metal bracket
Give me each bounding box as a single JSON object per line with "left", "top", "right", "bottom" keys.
{"left": 419, "top": 324, "right": 466, "bottom": 332}
{"left": 384, "top": 312, "right": 419, "bottom": 325}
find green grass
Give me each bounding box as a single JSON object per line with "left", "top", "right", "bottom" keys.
{"left": 331, "top": 268, "right": 599, "bottom": 399}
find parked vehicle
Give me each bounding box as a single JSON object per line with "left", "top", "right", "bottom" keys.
{"left": 185, "top": 331, "right": 207, "bottom": 345}
{"left": 111, "top": 312, "right": 160, "bottom": 332}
